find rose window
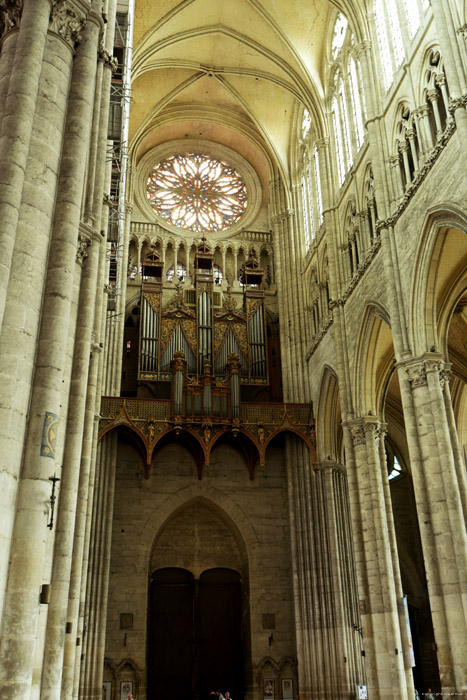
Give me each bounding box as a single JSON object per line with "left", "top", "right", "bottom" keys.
{"left": 146, "top": 153, "right": 248, "bottom": 232}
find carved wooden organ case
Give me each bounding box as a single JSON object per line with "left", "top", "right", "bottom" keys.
{"left": 138, "top": 244, "right": 268, "bottom": 388}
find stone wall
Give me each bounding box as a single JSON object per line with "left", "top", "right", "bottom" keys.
{"left": 104, "top": 438, "right": 297, "bottom": 700}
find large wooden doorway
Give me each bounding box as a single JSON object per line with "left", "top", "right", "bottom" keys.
{"left": 148, "top": 567, "right": 243, "bottom": 700}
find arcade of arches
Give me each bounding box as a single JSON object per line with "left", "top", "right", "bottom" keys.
{"left": 0, "top": 2, "right": 466, "bottom": 700}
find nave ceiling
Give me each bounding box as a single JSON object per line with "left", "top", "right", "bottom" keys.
{"left": 128, "top": 0, "right": 366, "bottom": 185}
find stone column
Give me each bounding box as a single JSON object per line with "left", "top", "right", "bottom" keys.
{"left": 344, "top": 417, "right": 411, "bottom": 700}
{"left": 0, "top": 0, "right": 52, "bottom": 330}
{"left": 397, "top": 353, "right": 467, "bottom": 692}
{"left": 0, "top": 2, "right": 85, "bottom": 634}
{"left": 399, "top": 142, "right": 411, "bottom": 186}
{"left": 427, "top": 89, "right": 443, "bottom": 139}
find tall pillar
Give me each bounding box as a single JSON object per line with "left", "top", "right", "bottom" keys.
{"left": 0, "top": 1, "right": 86, "bottom": 633}
{"left": 0, "top": 0, "right": 52, "bottom": 330}
{"left": 344, "top": 417, "right": 412, "bottom": 700}
{"left": 397, "top": 353, "right": 467, "bottom": 692}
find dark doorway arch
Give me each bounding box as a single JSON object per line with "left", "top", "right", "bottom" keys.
{"left": 148, "top": 567, "right": 243, "bottom": 700}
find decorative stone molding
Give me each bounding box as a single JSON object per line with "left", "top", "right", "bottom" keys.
{"left": 98, "top": 39, "right": 118, "bottom": 72}
{"left": 305, "top": 313, "right": 333, "bottom": 361}
{"left": 103, "top": 192, "right": 114, "bottom": 207}
{"left": 377, "top": 119, "right": 456, "bottom": 231}
{"left": 458, "top": 24, "right": 467, "bottom": 38}
{"left": 448, "top": 93, "right": 467, "bottom": 113}
{"left": 348, "top": 423, "right": 366, "bottom": 447}
{"left": 401, "top": 354, "right": 449, "bottom": 390}
{"left": 76, "top": 231, "right": 91, "bottom": 266}
{"left": 354, "top": 39, "right": 371, "bottom": 60}
{"left": 406, "top": 362, "right": 428, "bottom": 388}
{"left": 315, "top": 460, "right": 346, "bottom": 474}
{"left": 49, "top": 0, "right": 86, "bottom": 49}
{"left": 0, "top": 0, "right": 22, "bottom": 39}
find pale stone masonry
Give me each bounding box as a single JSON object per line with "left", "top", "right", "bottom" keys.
{"left": 0, "top": 1, "right": 466, "bottom": 700}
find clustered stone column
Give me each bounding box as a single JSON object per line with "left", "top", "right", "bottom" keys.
{"left": 396, "top": 353, "right": 467, "bottom": 693}
{"left": 0, "top": 1, "right": 119, "bottom": 699}
{"left": 343, "top": 417, "right": 414, "bottom": 700}
{"left": 285, "top": 440, "right": 367, "bottom": 700}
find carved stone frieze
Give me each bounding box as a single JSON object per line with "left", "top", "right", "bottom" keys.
{"left": 50, "top": 0, "right": 86, "bottom": 48}
{"left": 0, "top": 0, "right": 22, "bottom": 39}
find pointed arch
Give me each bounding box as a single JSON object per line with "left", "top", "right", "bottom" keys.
{"left": 316, "top": 365, "right": 342, "bottom": 461}
{"left": 409, "top": 205, "right": 467, "bottom": 355}
{"left": 353, "top": 302, "right": 394, "bottom": 417}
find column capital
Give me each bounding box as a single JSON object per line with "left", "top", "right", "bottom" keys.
{"left": 315, "top": 460, "right": 346, "bottom": 474}
{"left": 0, "top": 0, "right": 22, "bottom": 40}
{"left": 427, "top": 88, "right": 440, "bottom": 103}
{"left": 315, "top": 137, "right": 329, "bottom": 152}
{"left": 49, "top": 0, "right": 87, "bottom": 50}
{"left": 345, "top": 416, "right": 386, "bottom": 446}
{"left": 354, "top": 39, "right": 372, "bottom": 59}
{"left": 397, "top": 352, "right": 449, "bottom": 389}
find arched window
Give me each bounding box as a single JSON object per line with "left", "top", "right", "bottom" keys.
{"left": 332, "top": 94, "right": 346, "bottom": 185}
{"left": 349, "top": 57, "right": 365, "bottom": 149}
{"left": 328, "top": 13, "right": 366, "bottom": 186}
{"left": 374, "top": 0, "right": 404, "bottom": 90}
{"left": 298, "top": 109, "right": 323, "bottom": 250}
{"left": 424, "top": 50, "right": 450, "bottom": 145}
{"left": 313, "top": 144, "right": 323, "bottom": 226}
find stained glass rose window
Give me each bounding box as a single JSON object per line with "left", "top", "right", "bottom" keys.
{"left": 146, "top": 153, "right": 248, "bottom": 232}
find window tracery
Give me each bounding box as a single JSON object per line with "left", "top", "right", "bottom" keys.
{"left": 328, "top": 13, "right": 366, "bottom": 186}
{"left": 298, "top": 111, "right": 323, "bottom": 251}
{"left": 423, "top": 50, "right": 450, "bottom": 145}
{"left": 146, "top": 153, "right": 248, "bottom": 233}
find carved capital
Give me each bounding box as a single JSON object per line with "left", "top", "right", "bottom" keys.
{"left": 406, "top": 361, "right": 427, "bottom": 388}
{"left": 427, "top": 88, "right": 439, "bottom": 104}
{"left": 348, "top": 421, "right": 366, "bottom": 447}
{"left": 354, "top": 40, "right": 371, "bottom": 60}
{"left": 0, "top": 0, "right": 22, "bottom": 40}
{"left": 49, "top": 0, "right": 86, "bottom": 49}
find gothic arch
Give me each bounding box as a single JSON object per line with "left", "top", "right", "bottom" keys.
{"left": 409, "top": 205, "right": 467, "bottom": 355}
{"left": 316, "top": 365, "right": 341, "bottom": 461}
{"left": 353, "top": 302, "right": 394, "bottom": 417}
{"left": 143, "top": 491, "right": 258, "bottom": 576}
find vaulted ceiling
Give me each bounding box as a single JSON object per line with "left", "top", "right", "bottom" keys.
{"left": 129, "top": 0, "right": 363, "bottom": 184}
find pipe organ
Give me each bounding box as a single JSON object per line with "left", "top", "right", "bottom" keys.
{"left": 137, "top": 242, "right": 268, "bottom": 388}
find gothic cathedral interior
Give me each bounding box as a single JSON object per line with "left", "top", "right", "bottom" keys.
{"left": 0, "top": 1, "right": 466, "bottom": 700}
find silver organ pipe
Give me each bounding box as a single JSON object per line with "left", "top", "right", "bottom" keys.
{"left": 215, "top": 330, "right": 248, "bottom": 376}
{"left": 248, "top": 305, "right": 266, "bottom": 378}
{"left": 198, "top": 291, "right": 212, "bottom": 373}
{"left": 141, "top": 297, "right": 160, "bottom": 372}
{"left": 161, "top": 325, "right": 196, "bottom": 375}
